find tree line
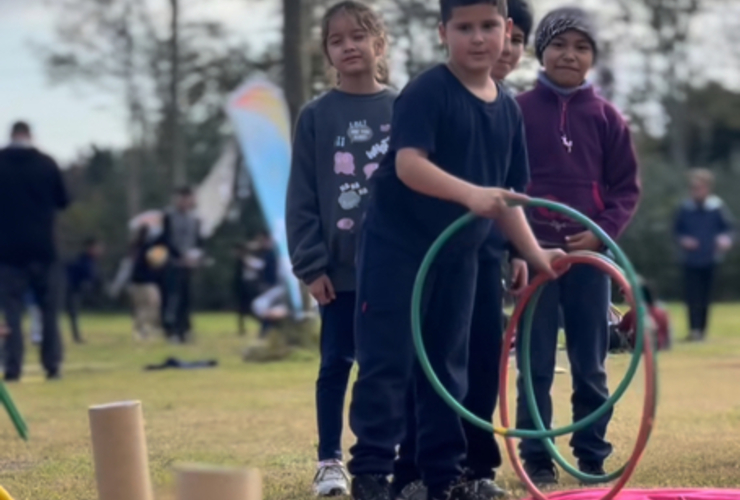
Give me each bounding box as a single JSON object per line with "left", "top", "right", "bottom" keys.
{"left": 43, "top": 0, "right": 740, "bottom": 308}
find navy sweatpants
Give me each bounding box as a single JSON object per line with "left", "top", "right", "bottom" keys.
{"left": 394, "top": 257, "right": 504, "bottom": 486}
{"left": 515, "top": 263, "right": 613, "bottom": 465}
{"left": 462, "top": 258, "right": 504, "bottom": 476}
{"left": 317, "top": 291, "right": 356, "bottom": 461}
{"left": 684, "top": 265, "right": 714, "bottom": 334}
{"left": 348, "top": 231, "right": 478, "bottom": 494}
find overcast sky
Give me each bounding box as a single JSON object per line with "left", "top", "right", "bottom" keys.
{"left": 0, "top": 0, "right": 280, "bottom": 164}
{"left": 2, "top": 0, "right": 738, "bottom": 164}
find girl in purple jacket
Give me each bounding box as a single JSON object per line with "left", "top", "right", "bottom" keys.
{"left": 514, "top": 7, "right": 641, "bottom": 486}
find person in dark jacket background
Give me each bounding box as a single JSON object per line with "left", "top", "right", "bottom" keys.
{"left": 0, "top": 121, "right": 69, "bottom": 381}
{"left": 160, "top": 186, "right": 203, "bottom": 343}
{"left": 673, "top": 168, "right": 734, "bottom": 342}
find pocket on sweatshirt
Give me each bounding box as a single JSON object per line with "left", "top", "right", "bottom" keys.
{"left": 330, "top": 229, "right": 358, "bottom": 273}
{"left": 526, "top": 178, "right": 604, "bottom": 224}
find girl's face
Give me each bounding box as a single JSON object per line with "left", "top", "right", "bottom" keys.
{"left": 325, "top": 12, "right": 382, "bottom": 80}
{"left": 439, "top": 4, "right": 510, "bottom": 76}
{"left": 542, "top": 29, "right": 594, "bottom": 88}
{"left": 491, "top": 24, "right": 526, "bottom": 81}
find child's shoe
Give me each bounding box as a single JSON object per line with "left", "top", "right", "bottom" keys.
{"left": 351, "top": 474, "right": 391, "bottom": 500}
{"left": 313, "top": 459, "right": 350, "bottom": 497}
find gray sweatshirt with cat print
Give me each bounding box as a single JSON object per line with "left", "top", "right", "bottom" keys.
{"left": 286, "top": 88, "right": 397, "bottom": 292}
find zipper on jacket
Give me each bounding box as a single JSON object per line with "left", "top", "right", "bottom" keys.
{"left": 559, "top": 96, "right": 574, "bottom": 153}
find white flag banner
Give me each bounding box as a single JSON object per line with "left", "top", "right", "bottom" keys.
{"left": 195, "top": 141, "right": 238, "bottom": 238}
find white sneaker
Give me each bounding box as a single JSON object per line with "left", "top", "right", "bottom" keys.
{"left": 313, "top": 460, "right": 350, "bottom": 497}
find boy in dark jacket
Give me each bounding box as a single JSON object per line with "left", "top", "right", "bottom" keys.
{"left": 673, "top": 168, "right": 734, "bottom": 341}
{"left": 514, "top": 7, "right": 641, "bottom": 486}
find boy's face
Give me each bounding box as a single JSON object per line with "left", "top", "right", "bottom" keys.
{"left": 491, "top": 24, "right": 526, "bottom": 81}
{"left": 690, "top": 178, "right": 711, "bottom": 202}
{"left": 439, "top": 4, "right": 509, "bottom": 75}
{"left": 325, "top": 12, "right": 382, "bottom": 81}
{"left": 175, "top": 194, "right": 195, "bottom": 211}
{"left": 542, "top": 30, "right": 594, "bottom": 88}
{"left": 89, "top": 243, "right": 104, "bottom": 258}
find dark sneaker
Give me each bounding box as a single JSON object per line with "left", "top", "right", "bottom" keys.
{"left": 578, "top": 461, "right": 607, "bottom": 485}
{"left": 352, "top": 475, "right": 392, "bottom": 500}
{"left": 468, "top": 479, "right": 508, "bottom": 499}
{"left": 429, "top": 480, "right": 501, "bottom": 500}
{"left": 395, "top": 480, "right": 427, "bottom": 500}
{"left": 522, "top": 462, "right": 558, "bottom": 487}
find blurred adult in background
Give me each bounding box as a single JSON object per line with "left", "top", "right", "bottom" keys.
{"left": 65, "top": 237, "right": 104, "bottom": 344}
{"left": 160, "top": 187, "right": 203, "bottom": 343}
{"left": 674, "top": 168, "right": 735, "bottom": 342}
{"left": 128, "top": 225, "right": 167, "bottom": 341}
{"left": 0, "top": 121, "right": 69, "bottom": 381}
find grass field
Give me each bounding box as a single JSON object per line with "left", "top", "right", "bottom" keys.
{"left": 1, "top": 304, "right": 740, "bottom": 500}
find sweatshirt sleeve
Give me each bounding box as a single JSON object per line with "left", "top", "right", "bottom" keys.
{"left": 594, "top": 108, "right": 642, "bottom": 240}
{"left": 50, "top": 156, "right": 70, "bottom": 210}
{"left": 286, "top": 104, "right": 330, "bottom": 286}
{"left": 673, "top": 204, "right": 688, "bottom": 239}
{"left": 718, "top": 201, "right": 735, "bottom": 237}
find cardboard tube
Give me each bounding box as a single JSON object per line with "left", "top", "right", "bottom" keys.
{"left": 89, "top": 401, "right": 153, "bottom": 500}
{"left": 175, "top": 464, "right": 262, "bottom": 500}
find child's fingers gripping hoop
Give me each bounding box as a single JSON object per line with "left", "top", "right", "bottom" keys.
{"left": 410, "top": 198, "right": 657, "bottom": 500}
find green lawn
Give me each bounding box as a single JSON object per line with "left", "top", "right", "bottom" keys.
{"left": 1, "top": 304, "right": 740, "bottom": 499}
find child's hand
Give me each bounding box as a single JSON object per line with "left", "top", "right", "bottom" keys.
{"left": 308, "top": 274, "right": 336, "bottom": 306}
{"left": 566, "top": 231, "right": 601, "bottom": 252}
{"left": 528, "top": 248, "right": 567, "bottom": 279}
{"left": 679, "top": 236, "right": 700, "bottom": 250}
{"left": 509, "top": 258, "right": 529, "bottom": 295}
{"left": 716, "top": 234, "right": 732, "bottom": 252}
{"left": 467, "top": 187, "right": 530, "bottom": 219}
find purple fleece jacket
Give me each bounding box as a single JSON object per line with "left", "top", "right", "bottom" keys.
{"left": 516, "top": 79, "right": 641, "bottom": 247}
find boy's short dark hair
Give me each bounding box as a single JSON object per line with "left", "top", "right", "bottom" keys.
{"left": 11, "top": 121, "right": 31, "bottom": 137}
{"left": 175, "top": 186, "right": 194, "bottom": 197}
{"left": 440, "top": 0, "right": 508, "bottom": 24}
{"left": 508, "top": 0, "right": 533, "bottom": 45}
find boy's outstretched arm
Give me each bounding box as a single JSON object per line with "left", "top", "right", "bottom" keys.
{"left": 396, "top": 148, "right": 529, "bottom": 219}
{"left": 497, "top": 206, "right": 564, "bottom": 279}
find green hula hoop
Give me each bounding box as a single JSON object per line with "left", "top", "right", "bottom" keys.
{"left": 410, "top": 198, "right": 658, "bottom": 483}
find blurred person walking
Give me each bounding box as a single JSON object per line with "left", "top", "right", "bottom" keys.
{"left": 0, "top": 121, "right": 69, "bottom": 381}
{"left": 160, "top": 187, "right": 203, "bottom": 343}
{"left": 674, "top": 168, "right": 734, "bottom": 341}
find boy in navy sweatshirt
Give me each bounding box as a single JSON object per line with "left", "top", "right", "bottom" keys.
{"left": 347, "top": 1, "right": 565, "bottom": 500}
{"left": 514, "top": 7, "right": 641, "bottom": 486}
{"left": 393, "top": 4, "right": 536, "bottom": 498}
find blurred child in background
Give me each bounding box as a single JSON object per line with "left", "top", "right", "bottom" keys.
{"left": 65, "top": 237, "right": 104, "bottom": 344}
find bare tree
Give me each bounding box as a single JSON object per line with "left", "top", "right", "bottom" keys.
{"left": 169, "top": 0, "right": 186, "bottom": 187}
{"left": 283, "top": 0, "right": 310, "bottom": 125}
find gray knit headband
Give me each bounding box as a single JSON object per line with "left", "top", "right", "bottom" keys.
{"left": 535, "top": 8, "right": 598, "bottom": 64}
